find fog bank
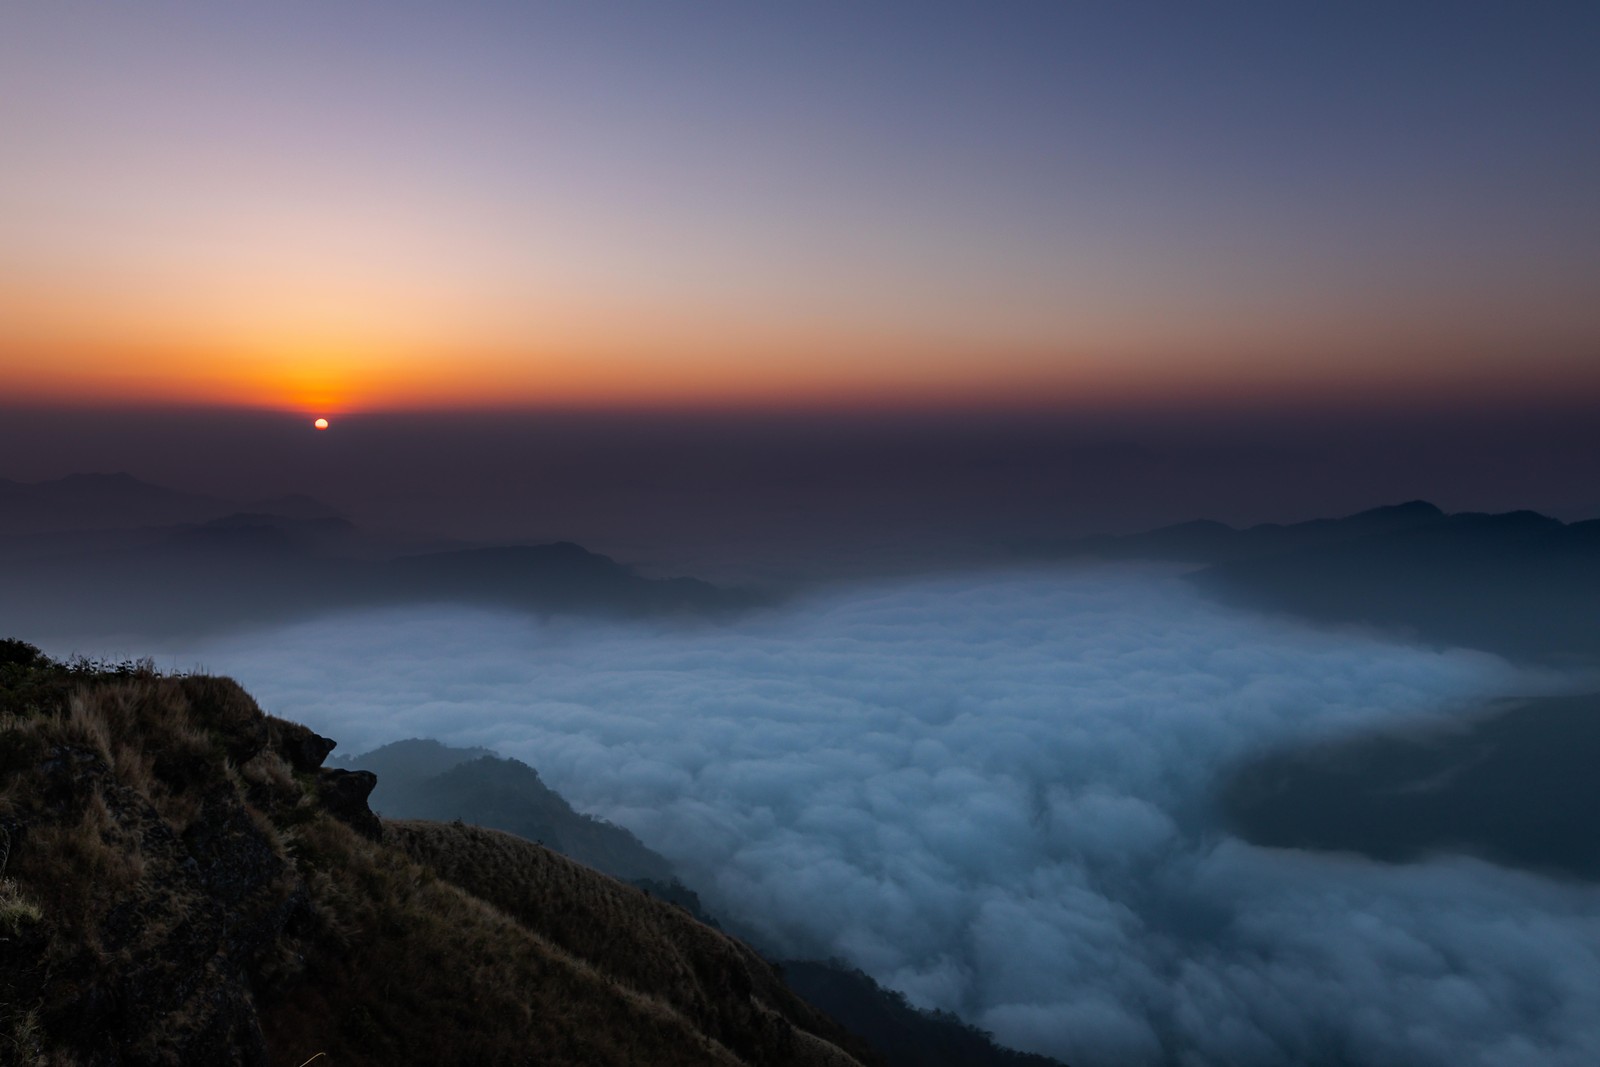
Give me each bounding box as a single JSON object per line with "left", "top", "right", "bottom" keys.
{"left": 140, "top": 566, "right": 1599, "bottom": 1066}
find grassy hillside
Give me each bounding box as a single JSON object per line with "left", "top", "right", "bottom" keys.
{"left": 777, "top": 962, "right": 1066, "bottom": 1067}
{"left": 0, "top": 639, "right": 877, "bottom": 1067}
{"left": 391, "top": 821, "right": 875, "bottom": 1067}
{"left": 353, "top": 742, "right": 1070, "bottom": 1067}
{"left": 352, "top": 739, "right": 677, "bottom": 883}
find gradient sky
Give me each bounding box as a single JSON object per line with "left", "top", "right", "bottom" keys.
{"left": 3, "top": 2, "right": 1598, "bottom": 414}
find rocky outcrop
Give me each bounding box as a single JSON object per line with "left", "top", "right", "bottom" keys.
{"left": 316, "top": 768, "right": 382, "bottom": 840}
{"left": 0, "top": 652, "right": 880, "bottom": 1067}
{"left": 272, "top": 719, "right": 336, "bottom": 773}
{"left": 0, "top": 676, "right": 317, "bottom": 1065}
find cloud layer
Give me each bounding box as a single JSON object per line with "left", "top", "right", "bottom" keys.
{"left": 159, "top": 566, "right": 1599, "bottom": 1066}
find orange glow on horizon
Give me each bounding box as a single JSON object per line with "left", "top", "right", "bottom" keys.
{"left": 4, "top": 267, "right": 1599, "bottom": 417}
{"left": 6, "top": 331, "right": 1600, "bottom": 420}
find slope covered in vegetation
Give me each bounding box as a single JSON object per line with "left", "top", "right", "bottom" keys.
{"left": 356, "top": 741, "right": 1070, "bottom": 1067}
{"left": 0, "top": 639, "right": 877, "bottom": 1067}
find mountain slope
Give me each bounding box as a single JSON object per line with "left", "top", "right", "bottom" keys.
{"left": 1037, "top": 502, "right": 1600, "bottom": 663}
{"left": 0, "top": 472, "right": 229, "bottom": 534}
{"left": 1222, "top": 690, "right": 1600, "bottom": 879}
{"left": 348, "top": 738, "right": 1071, "bottom": 1067}
{"left": 392, "top": 820, "right": 877, "bottom": 1067}
{"left": 0, "top": 641, "right": 876, "bottom": 1067}
{"left": 1034, "top": 500, "right": 1447, "bottom": 563}
{"left": 0, "top": 527, "right": 754, "bottom": 642}
{"left": 778, "top": 961, "right": 1066, "bottom": 1067}
{"left": 354, "top": 739, "right": 677, "bottom": 882}
{"left": 0, "top": 472, "right": 340, "bottom": 536}
{"left": 1191, "top": 510, "right": 1600, "bottom": 663}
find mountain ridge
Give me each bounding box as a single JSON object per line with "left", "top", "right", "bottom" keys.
{"left": 0, "top": 476, "right": 760, "bottom": 641}
{"left": 0, "top": 641, "right": 884, "bottom": 1066}
{"left": 1036, "top": 501, "right": 1600, "bottom": 663}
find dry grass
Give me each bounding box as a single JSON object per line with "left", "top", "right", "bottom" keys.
{"left": 388, "top": 820, "right": 880, "bottom": 1067}
{"left": 0, "top": 650, "right": 877, "bottom": 1067}
{"left": 0, "top": 877, "right": 41, "bottom": 933}
{"left": 262, "top": 812, "right": 764, "bottom": 1067}
{"left": 12, "top": 786, "right": 147, "bottom": 946}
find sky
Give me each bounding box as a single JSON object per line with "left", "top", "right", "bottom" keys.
{"left": 4, "top": 1, "right": 1599, "bottom": 416}
{"left": 10, "top": 12, "right": 1600, "bottom": 1059}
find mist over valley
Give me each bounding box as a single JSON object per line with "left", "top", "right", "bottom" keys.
{"left": 28, "top": 559, "right": 1581, "bottom": 1066}
{"left": 6, "top": 5, "right": 1600, "bottom": 1061}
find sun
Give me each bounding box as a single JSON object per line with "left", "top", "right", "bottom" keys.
{"left": 313, "top": 417, "right": 330, "bottom": 430}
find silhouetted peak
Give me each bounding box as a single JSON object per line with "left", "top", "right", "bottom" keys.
{"left": 1444, "top": 509, "right": 1564, "bottom": 531}
{"left": 518, "top": 540, "right": 603, "bottom": 560}
{"left": 1159, "top": 519, "right": 1237, "bottom": 534}
{"left": 357, "top": 737, "right": 495, "bottom": 764}
{"left": 1351, "top": 500, "right": 1443, "bottom": 520}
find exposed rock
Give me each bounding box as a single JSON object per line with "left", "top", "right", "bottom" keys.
{"left": 316, "top": 767, "right": 383, "bottom": 840}
{"left": 9, "top": 727, "right": 287, "bottom": 1064}
{"left": 0, "top": 657, "right": 884, "bottom": 1067}
{"left": 270, "top": 717, "right": 336, "bottom": 772}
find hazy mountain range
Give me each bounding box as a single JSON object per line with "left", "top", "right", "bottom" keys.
{"left": 11, "top": 472, "right": 1600, "bottom": 665}
{"left": 1037, "top": 499, "right": 1600, "bottom": 665}
{"left": 1222, "top": 691, "right": 1600, "bottom": 880}
{"left": 0, "top": 470, "right": 338, "bottom": 535}
{"left": 1027, "top": 500, "right": 1600, "bottom": 885}
{"left": 8, "top": 474, "right": 1600, "bottom": 1063}
{"left": 0, "top": 472, "right": 753, "bottom": 641}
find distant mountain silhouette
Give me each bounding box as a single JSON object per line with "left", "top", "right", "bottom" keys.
{"left": 0, "top": 471, "right": 345, "bottom": 536}
{"left": 1040, "top": 502, "right": 1600, "bottom": 664}
{"left": 0, "top": 471, "right": 227, "bottom": 533}
{"left": 340, "top": 736, "right": 495, "bottom": 783}
{"left": 1223, "top": 691, "right": 1600, "bottom": 881}
{"left": 1036, "top": 500, "right": 1447, "bottom": 563}
{"left": 347, "top": 739, "right": 677, "bottom": 883}
{"left": 160, "top": 512, "right": 361, "bottom": 556}
{"left": 378, "top": 541, "right": 739, "bottom": 614}
{"left": 0, "top": 475, "right": 756, "bottom": 640}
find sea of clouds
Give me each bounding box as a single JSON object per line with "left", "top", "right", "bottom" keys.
{"left": 165, "top": 565, "right": 1600, "bottom": 1066}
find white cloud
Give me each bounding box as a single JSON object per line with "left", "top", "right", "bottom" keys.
{"left": 156, "top": 565, "right": 1600, "bottom": 1066}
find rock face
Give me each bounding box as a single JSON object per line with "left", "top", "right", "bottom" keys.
{"left": 316, "top": 768, "right": 383, "bottom": 840}
{"left": 0, "top": 674, "right": 325, "bottom": 1065}
{"left": 276, "top": 722, "right": 336, "bottom": 773}
{"left": 0, "top": 650, "right": 879, "bottom": 1067}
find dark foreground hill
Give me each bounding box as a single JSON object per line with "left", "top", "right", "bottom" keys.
{"left": 344, "top": 739, "right": 1071, "bottom": 1067}
{"left": 776, "top": 962, "right": 1065, "bottom": 1067}
{"left": 1037, "top": 501, "right": 1600, "bottom": 664}
{"left": 0, "top": 640, "right": 879, "bottom": 1066}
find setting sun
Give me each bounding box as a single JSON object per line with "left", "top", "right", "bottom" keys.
{"left": 313, "top": 418, "right": 329, "bottom": 430}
